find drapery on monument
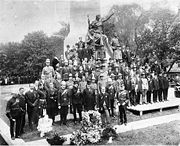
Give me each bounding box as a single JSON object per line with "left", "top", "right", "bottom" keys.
{"left": 86, "top": 13, "right": 114, "bottom": 61}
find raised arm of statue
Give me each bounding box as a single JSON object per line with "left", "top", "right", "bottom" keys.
{"left": 87, "top": 14, "right": 91, "bottom": 29}
{"left": 102, "top": 13, "right": 114, "bottom": 23}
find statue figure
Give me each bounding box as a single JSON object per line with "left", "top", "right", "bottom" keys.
{"left": 86, "top": 13, "right": 114, "bottom": 60}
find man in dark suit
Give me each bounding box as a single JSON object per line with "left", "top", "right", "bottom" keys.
{"left": 106, "top": 80, "right": 116, "bottom": 117}
{"left": 58, "top": 81, "right": 71, "bottom": 125}
{"left": 16, "top": 87, "right": 26, "bottom": 135}
{"left": 70, "top": 81, "right": 83, "bottom": 124}
{"left": 162, "top": 73, "right": 169, "bottom": 101}
{"left": 152, "top": 74, "right": 159, "bottom": 103}
{"left": 116, "top": 83, "right": 129, "bottom": 125}
{"left": 83, "top": 81, "right": 96, "bottom": 111}
{"left": 158, "top": 73, "right": 163, "bottom": 102}
{"left": 25, "top": 83, "right": 39, "bottom": 130}
{"left": 97, "top": 87, "right": 110, "bottom": 127}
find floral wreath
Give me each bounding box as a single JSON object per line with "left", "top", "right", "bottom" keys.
{"left": 70, "top": 110, "right": 102, "bottom": 145}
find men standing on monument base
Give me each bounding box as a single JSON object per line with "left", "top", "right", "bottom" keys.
{"left": 111, "top": 33, "right": 122, "bottom": 62}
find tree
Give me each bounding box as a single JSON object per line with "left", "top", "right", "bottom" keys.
{"left": 21, "top": 31, "right": 56, "bottom": 76}
{"left": 104, "top": 3, "right": 144, "bottom": 47}
{"left": 0, "top": 42, "right": 22, "bottom": 76}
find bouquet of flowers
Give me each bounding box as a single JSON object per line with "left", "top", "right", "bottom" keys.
{"left": 70, "top": 110, "right": 102, "bottom": 145}
{"left": 46, "top": 132, "right": 67, "bottom": 145}
{"left": 70, "top": 130, "right": 88, "bottom": 145}
{"left": 101, "top": 127, "right": 118, "bottom": 140}
{"left": 86, "top": 129, "right": 101, "bottom": 143}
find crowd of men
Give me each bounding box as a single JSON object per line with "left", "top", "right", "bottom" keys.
{"left": 6, "top": 35, "right": 170, "bottom": 140}
{"left": 0, "top": 75, "right": 38, "bottom": 85}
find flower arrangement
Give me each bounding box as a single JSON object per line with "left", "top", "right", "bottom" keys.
{"left": 101, "top": 127, "right": 118, "bottom": 140}
{"left": 70, "top": 110, "right": 102, "bottom": 145}
{"left": 46, "top": 132, "right": 67, "bottom": 145}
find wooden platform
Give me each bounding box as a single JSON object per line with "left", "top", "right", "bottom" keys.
{"left": 127, "top": 98, "right": 180, "bottom": 116}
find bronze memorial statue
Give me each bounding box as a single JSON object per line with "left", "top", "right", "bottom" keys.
{"left": 86, "top": 13, "right": 114, "bottom": 61}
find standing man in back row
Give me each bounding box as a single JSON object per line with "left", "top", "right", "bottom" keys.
{"left": 42, "top": 58, "right": 55, "bottom": 81}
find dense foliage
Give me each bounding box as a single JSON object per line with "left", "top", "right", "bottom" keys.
{"left": 0, "top": 27, "right": 68, "bottom": 77}
{"left": 104, "top": 4, "right": 180, "bottom": 72}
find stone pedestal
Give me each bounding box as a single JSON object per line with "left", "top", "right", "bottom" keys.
{"left": 64, "top": 0, "right": 100, "bottom": 57}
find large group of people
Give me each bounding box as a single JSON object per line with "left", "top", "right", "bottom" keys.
{"left": 5, "top": 14, "right": 170, "bottom": 140}
{"left": 6, "top": 42, "right": 170, "bottom": 140}
{"left": 0, "top": 75, "right": 38, "bottom": 85}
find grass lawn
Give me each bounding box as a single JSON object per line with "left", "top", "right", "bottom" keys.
{"left": 1, "top": 85, "right": 180, "bottom": 144}
{"left": 21, "top": 107, "right": 180, "bottom": 142}
{"left": 21, "top": 119, "right": 180, "bottom": 145}
{"left": 104, "top": 120, "right": 180, "bottom": 145}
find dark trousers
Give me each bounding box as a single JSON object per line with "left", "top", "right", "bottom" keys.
{"left": 27, "top": 107, "right": 39, "bottom": 130}
{"left": 162, "top": 88, "right": 168, "bottom": 101}
{"left": 109, "top": 99, "right": 114, "bottom": 116}
{"left": 158, "top": 89, "right": 163, "bottom": 102}
{"left": 130, "top": 90, "right": 136, "bottom": 106}
{"left": 136, "top": 91, "right": 141, "bottom": 104}
{"left": 73, "top": 104, "right": 82, "bottom": 122}
{"left": 9, "top": 115, "right": 22, "bottom": 138}
{"left": 119, "top": 105, "right": 127, "bottom": 124}
{"left": 47, "top": 107, "right": 57, "bottom": 123}
{"left": 20, "top": 113, "right": 25, "bottom": 134}
{"left": 147, "top": 90, "right": 152, "bottom": 103}
{"left": 60, "top": 106, "right": 68, "bottom": 125}
{"left": 153, "top": 90, "right": 158, "bottom": 102}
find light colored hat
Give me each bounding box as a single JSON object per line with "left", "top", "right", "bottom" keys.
{"left": 46, "top": 58, "right": 50, "bottom": 62}
{"left": 69, "top": 73, "right": 73, "bottom": 77}
{"left": 61, "top": 81, "right": 66, "bottom": 85}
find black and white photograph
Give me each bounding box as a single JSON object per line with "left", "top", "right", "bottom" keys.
{"left": 1, "top": 0, "right": 180, "bottom": 145}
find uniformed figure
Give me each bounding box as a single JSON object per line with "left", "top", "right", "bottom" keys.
{"left": 42, "top": 58, "right": 55, "bottom": 81}
{"left": 37, "top": 83, "right": 47, "bottom": 118}
{"left": 79, "top": 75, "right": 87, "bottom": 93}
{"left": 111, "top": 33, "right": 122, "bottom": 62}
{"left": 66, "top": 73, "right": 74, "bottom": 113}
{"left": 106, "top": 79, "right": 116, "bottom": 117}
{"left": 116, "top": 83, "right": 129, "bottom": 125}
{"left": 25, "top": 84, "right": 39, "bottom": 130}
{"left": 162, "top": 73, "right": 169, "bottom": 101}
{"left": 16, "top": 87, "right": 26, "bottom": 135}
{"left": 46, "top": 82, "right": 58, "bottom": 124}
{"left": 71, "top": 81, "right": 83, "bottom": 124}
{"left": 97, "top": 87, "right": 110, "bottom": 127}
{"left": 90, "top": 77, "right": 97, "bottom": 94}
{"left": 58, "top": 81, "right": 71, "bottom": 125}
{"left": 61, "top": 61, "right": 70, "bottom": 81}
{"left": 66, "top": 73, "right": 74, "bottom": 89}
{"left": 6, "top": 91, "right": 25, "bottom": 140}
{"left": 83, "top": 81, "right": 96, "bottom": 111}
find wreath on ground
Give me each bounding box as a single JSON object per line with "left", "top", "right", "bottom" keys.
{"left": 46, "top": 110, "right": 118, "bottom": 145}
{"left": 70, "top": 110, "right": 102, "bottom": 145}
{"left": 46, "top": 132, "right": 67, "bottom": 145}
